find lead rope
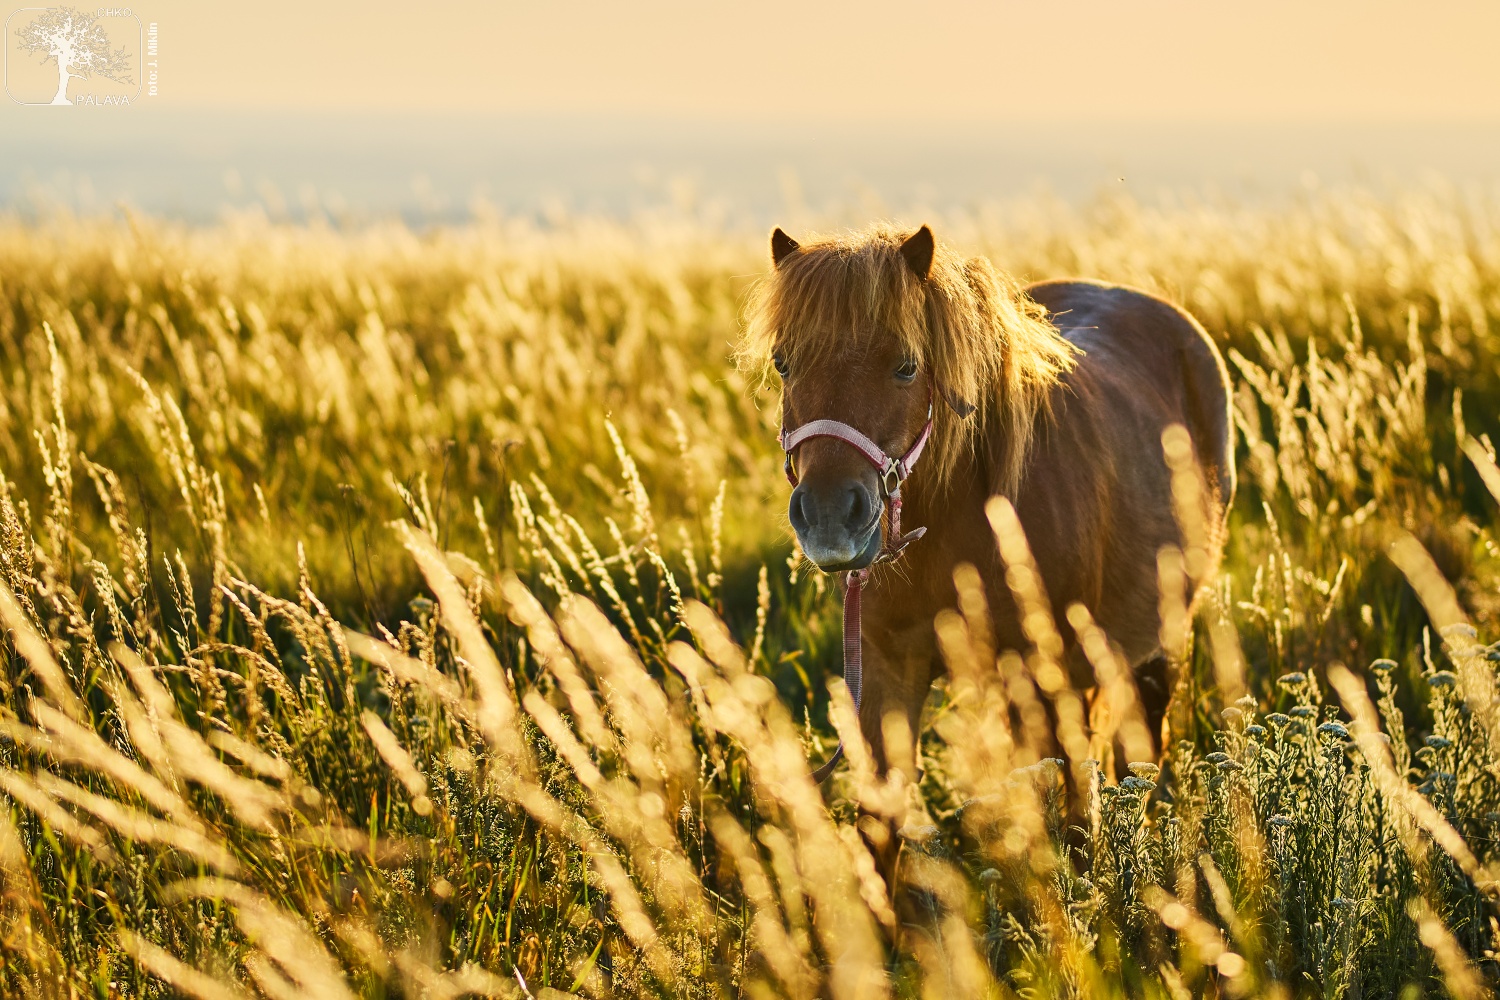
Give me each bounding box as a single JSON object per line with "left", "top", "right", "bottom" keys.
{"left": 810, "top": 566, "right": 865, "bottom": 782}
{"left": 809, "top": 488, "right": 907, "bottom": 783}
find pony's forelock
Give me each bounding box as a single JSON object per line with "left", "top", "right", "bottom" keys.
{"left": 740, "top": 222, "right": 1079, "bottom": 495}
{"left": 740, "top": 224, "right": 926, "bottom": 373}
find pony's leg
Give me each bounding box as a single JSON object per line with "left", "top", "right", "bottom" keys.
{"left": 857, "top": 694, "right": 923, "bottom": 897}
{"left": 854, "top": 625, "right": 935, "bottom": 784}
{"left": 1132, "top": 652, "right": 1172, "bottom": 759}
{"left": 853, "top": 643, "right": 934, "bottom": 905}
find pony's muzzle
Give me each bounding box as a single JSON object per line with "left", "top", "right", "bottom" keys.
{"left": 789, "top": 480, "right": 882, "bottom": 571}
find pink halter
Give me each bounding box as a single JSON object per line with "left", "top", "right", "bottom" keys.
{"left": 779, "top": 398, "right": 933, "bottom": 560}
{"left": 779, "top": 399, "right": 933, "bottom": 782}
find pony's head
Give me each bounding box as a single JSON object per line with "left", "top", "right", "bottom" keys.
{"left": 741, "top": 222, "right": 1077, "bottom": 571}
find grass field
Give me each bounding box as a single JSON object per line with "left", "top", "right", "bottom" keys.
{"left": 0, "top": 187, "right": 1499, "bottom": 998}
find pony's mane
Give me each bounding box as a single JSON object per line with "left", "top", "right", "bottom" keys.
{"left": 740, "top": 222, "right": 1079, "bottom": 496}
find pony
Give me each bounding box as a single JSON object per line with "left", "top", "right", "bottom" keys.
{"left": 742, "top": 222, "right": 1234, "bottom": 866}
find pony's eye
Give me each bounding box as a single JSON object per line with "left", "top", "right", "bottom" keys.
{"left": 894, "top": 358, "right": 918, "bottom": 383}
{"left": 772, "top": 353, "right": 789, "bottom": 377}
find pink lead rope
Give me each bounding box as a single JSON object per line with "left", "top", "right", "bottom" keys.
{"left": 780, "top": 402, "right": 932, "bottom": 782}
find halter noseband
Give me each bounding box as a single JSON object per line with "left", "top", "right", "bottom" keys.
{"left": 779, "top": 396, "right": 933, "bottom": 783}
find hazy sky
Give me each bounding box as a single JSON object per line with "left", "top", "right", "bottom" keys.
{"left": 3, "top": 2, "right": 1497, "bottom": 222}
{"left": 140, "top": 0, "right": 1499, "bottom": 121}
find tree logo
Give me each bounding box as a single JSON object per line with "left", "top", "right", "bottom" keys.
{"left": 6, "top": 6, "right": 141, "bottom": 106}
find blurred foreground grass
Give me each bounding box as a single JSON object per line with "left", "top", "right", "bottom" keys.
{"left": 0, "top": 189, "right": 1499, "bottom": 997}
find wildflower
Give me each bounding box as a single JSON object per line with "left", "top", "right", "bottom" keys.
{"left": 1278, "top": 672, "right": 1308, "bottom": 688}
{"left": 1317, "top": 722, "right": 1350, "bottom": 739}
{"left": 1424, "top": 735, "right": 1452, "bottom": 749}
{"left": 1216, "top": 759, "right": 1244, "bottom": 773}
{"left": 1332, "top": 897, "right": 1358, "bottom": 909}
{"left": 1268, "top": 815, "right": 1294, "bottom": 828}
{"left": 1222, "top": 707, "right": 1243, "bottom": 724}
{"left": 1290, "top": 706, "right": 1317, "bottom": 718}
{"left": 1370, "top": 658, "right": 1398, "bottom": 674}
{"left": 1121, "top": 775, "right": 1156, "bottom": 792}
{"left": 1205, "top": 752, "right": 1230, "bottom": 765}
{"left": 1427, "top": 671, "right": 1458, "bottom": 688}
{"left": 1010, "top": 759, "right": 1064, "bottom": 786}
{"left": 1439, "top": 623, "right": 1477, "bottom": 641}
{"left": 1127, "top": 762, "right": 1160, "bottom": 780}
{"left": 1245, "top": 724, "right": 1267, "bottom": 739}
{"left": 1266, "top": 713, "right": 1292, "bottom": 727}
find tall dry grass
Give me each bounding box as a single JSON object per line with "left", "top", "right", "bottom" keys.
{"left": 0, "top": 186, "right": 1497, "bottom": 997}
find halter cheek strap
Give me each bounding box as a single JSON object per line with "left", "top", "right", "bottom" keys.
{"left": 778, "top": 401, "right": 933, "bottom": 783}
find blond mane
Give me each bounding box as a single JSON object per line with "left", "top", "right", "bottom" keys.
{"left": 740, "top": 223, "right": 1079, "bottom": 496}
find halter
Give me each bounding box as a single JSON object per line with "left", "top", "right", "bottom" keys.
{"left": 779, "top": 397, "right": 933, "bottom": 782}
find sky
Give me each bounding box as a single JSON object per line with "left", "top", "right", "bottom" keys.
{"left": 137, "top": 0, "right": 1500, "bottom": 121}
{"left": 1, "top": 2, "right": 1498, "bottom": 223}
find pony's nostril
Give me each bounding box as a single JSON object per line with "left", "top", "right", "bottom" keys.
{"left": 843, "top": 485, "right": 871, "bottom": 529}
{"left": 788, "top": 487, "right": 810, "bottom": 534}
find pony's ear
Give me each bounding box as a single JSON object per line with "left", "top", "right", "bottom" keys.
{"left": 771, "top": 228, "right": 800, "bottom": 268}
{"left": 900, "top": 225, "right": 935, "bottom": 279}
{"left": 939, "top": 383, "right": 977, "bottom": 420}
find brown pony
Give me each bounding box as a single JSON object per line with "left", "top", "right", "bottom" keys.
{"left": 743, "top": 222, "right": 1234, "bottom": 814}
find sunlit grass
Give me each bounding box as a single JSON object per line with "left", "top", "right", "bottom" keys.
{"left": 0, "top": 186, "right": 1498, "bottom": 997}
